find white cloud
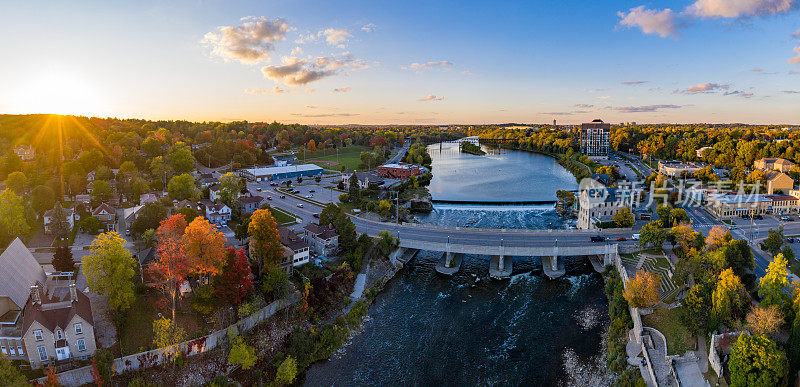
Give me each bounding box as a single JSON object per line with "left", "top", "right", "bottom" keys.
{"left": 402, "top": 61, "right": 454, "bottom": 72}
{"left": 687, "top": 0, "right": 796, "bottom": 18}
{"left": 322, "top": 28, "right": 352, "bottom": 45}
{"left": 291, "top": 46, "right": 303, "bottom": 55}
{"left": 461, "top": 70, "right": 476, "bottom": 76}
{"left": 333, "top": 87, "right": 351, "bottom": 93}
{"left": 790, "top": 29, "right": 800, "bottom": 65}
{"left": 245, "top": 86, "right": 286, "bottom": 94}
{"left": 618, "top": 6, "right": 680, "bottom": 38}
{"left": 622, "top": 80, "right": 648, "bottom": 85}
{"left": 617, "top": 104, "right": 683, "bottom": 113}
{"left": 201, "top": 17, "right": 291, "bottom": 64}
{"left": 418, "top": 94, "right": 444, "bottom": 101}
{"left": 260, "top": 56, "right": 337, "bottom": 86}
{"left": 684, "top": 82, "right": 730, "bottom": 92}
{"left": 361, "top": 23, "right": 376, "bottom": 32}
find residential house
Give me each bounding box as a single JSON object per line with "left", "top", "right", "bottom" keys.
{"left": 91, "top": 203, "right": 116, "bottom": 231}
{"left": 765, "top": 171, "right": 794, "bottom": 195}
{"left": 197, "top": 173, "right": 217, "bottom": 188}
{"left": 116, "top": 205, "right": 144, "bottom": 236}
{"left": 43, "top": 207, "right": 75, "bottom": 235}
{"left": 236, "top": 195, "right": 264, "bottom": 215}
{"left": 13, "top": 145, "right": 35, "bottom": 161}
{"left": 209, "top": 183, "right": 222, "bottom": 202}
{"left": 174, "top": 200, "right": 203, "bottom": 218}
{"left": 0, "top": 238, "right": 97, "bottom": 369}
{"left": 303, "top": 223, "right": 339, "bottom": 256}
{"left": 342, "top": 171, "right": 383, "bottom": 189}
{"left": 278, "top": 227, "right": 310, "bottom": 267}
{"left": 200, "top": 200, "right": 231, "bottom": 225}
{"left": 755, "top": 157, "right": 795, "bottom": 173}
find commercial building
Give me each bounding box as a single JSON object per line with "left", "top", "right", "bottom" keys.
{"left": 706, "top": 193, "right": 799, "bottom": 218}
{"left": 577, "top": 186, "right": 642, "bottom": 229}
{"left": 238, "top": 164, "right": 323, "bottom": 182}
{"left": 696, "top": 147, "right": 712, "bottom": 158}
{"left": 766, "top": 171, "right": 794, "bottom": 195}
{"left": 376, "top": 163, "right": 422, "bottom": 179}
{"left": 579, "top": 119, "right": 610, "bottom": 159}
{"left": 754, "top": 157, "right": 795, "bottom": 173}
{"left": 657, "top": 161, "right": 703, "bottom": 177}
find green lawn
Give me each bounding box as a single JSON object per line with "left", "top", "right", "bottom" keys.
{"left": 119, "top": 290, "right": 204, "bottom": 356}
{"left": 270, "top": 207, "right": 297, "bottom": 224}
{"left": 297, "top": 145, "right": 371, "bottom": 170}
{"left": 641, "top": 306, "right": 693, "bottom": 356}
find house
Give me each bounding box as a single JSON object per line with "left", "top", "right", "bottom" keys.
{"left": 696, "top": 146, "right": 712, "bottom": 158}
{"left": 74, "top": 194, "right": 91, "bottom": 206}
{"left": 0, "top": 238, "right": 97, "bottom": 369}
{"left": 303, "top": 223, "right": 339, "bottom": 256}
{"left": 13, "top": 145, "right": 35, "bottom": 161}
{"left": 91, "top": 203, "right": 116, "bottom": 231}
{"left": 43, "top": 207, "right": 75, "bottom": 235}
{"left": 278, "top": 227, "right": 310, "bottom": 266}
{"left": 754, "top": 157, "right": 795, "bottom": 173}
{"left": 197, "top": 173, "right": 217, "bottom": 188}
{"left": 342, "top": 171, "right": 383, "bottom": 189}
{"left": 116, "top": 205, "right": 144, "bottom": 235}
{"left": 209, "top": 183, "right": 222, "bottom": 202}
{"left": 200, "top": 200, "right": 231, "bottom": 225}
{"left": 236, "top": 195, "right": 264, "bottom": 215}
{"left": 765, "top": 171, "right": 794, "bottom": 195}
{"left": 577, "top": 185, "right": 642, "bottom": 229}
{"left": 139, "top": 192, "right": 163, "bottom": 204}
{"left": 174, "top": 200, "right": 204, "bottom": 219}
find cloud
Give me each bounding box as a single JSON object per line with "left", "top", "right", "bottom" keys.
{"left": 723, "top": 90, "right": 754, "bottom": 97}
{"left": 418, "top": 94, "right": 444, "bottom": 101}
{"left": 782, "top": 90, "right": 800, "bottom": 93}
{"left": 616, "top": 104, "right": 682, "bottom": 113}
{"left": 260, "top": 56, "right": 336, "bottom": 86}
{"left": 306, "top": 105, "right": 317, "bottom": 109}
{"left": 461, "top": 70, "right": 476, "bottom": 76}
{"left": 575, "top": 104, "right": 594, "bottom": 108}
{"left": 201, "top": 17, "right": 291, "bottom": 64}
{"left": 305, "top": 88, "right": 315, "bottom": 93}
{"left": 752, "top": 67, "right": 764, "bottom": 72}
{"left": 790, "top": 29, "right": 800, "bottom": 65}
{"left": 541, "top": 112, "right": 574, "bottom": 116}
{"left": 684, "top": 82, "right": 730, "bottom": 93}
{"left": 290, "top": 113, "right": 359, "bottom": 117}
{"left": 402, "top": 61, "right": 454, "bottom": 72}
{"left": 618, "top": 6, "right": 680, "bottom": 38}
{"left": 361, "top": 23, "right": 376, "bottom": 32}
{"left": 245, "top": 86, "right": 286, "bottom": 94}
{"left": 333, "top": 87, "right": 351, "bottom": 93}
{"left": 291, "top": 46, "right": 303, "bottom": 55}
{"left": 622, "top": 80, "right": 648, "bottom": 85}
{"left": 322, "top": 28, "right": 352, "bottom": 45}
{"left": 686, "top": 0, "right": 797, "bottom": 18}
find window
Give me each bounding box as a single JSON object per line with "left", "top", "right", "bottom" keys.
{"left": 56, "top": 329, "right": 63, "bottom": 340}
{"left": 17, "top": 345, "right": 23, "bottom": 355}
{"left": 9, "top": 346, "right": 15, "bottom": 356}
{"left": 34, "top": 330, "right": 43, "bottom": 341}
{"left": 77, "top": 339, "right": 86, "bottom": 352}
{"left": 37, "top": 346, "right": 47, "bottom": 361}
{"left": 74, "top": 323, "right": 83, "bottom": 334}
{"left": 1, "top": 345, "right": 6, "bottom": 355}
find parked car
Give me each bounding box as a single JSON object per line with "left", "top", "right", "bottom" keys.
{"left": 280, "top": 195, "right": 286, "bottom": 199}
{"left": 305, "top": 194, "right": 313, "bottom": 198}
{"left": 590, "top": 236, "right": 605, "bottom": 242}
{"left": 616, "top": 237, "right": 626, "bottom": 241}
{"left": 788, "top": 237, "right": 795, "bottom": 243}
{"left": 309, "top": 189, "right": 316, "bottom": 193}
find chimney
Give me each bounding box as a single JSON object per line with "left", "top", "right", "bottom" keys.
{"left": 69, "top": 282, "right": 77, "bottom": 303}
{"left": 30, "top": 284, "right": 41, "bottom": 305}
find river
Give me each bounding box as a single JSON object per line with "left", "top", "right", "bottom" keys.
{"left": 303, "top": 143, "right": 613, "bottom": 386}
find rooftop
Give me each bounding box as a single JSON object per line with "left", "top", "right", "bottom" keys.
{"left": 241, "top": 164, "right": 323, "bottom": 176}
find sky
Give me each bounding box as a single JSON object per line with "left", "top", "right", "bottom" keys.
{"left": 1, "top": 0, "right": 799, "bottom": 125}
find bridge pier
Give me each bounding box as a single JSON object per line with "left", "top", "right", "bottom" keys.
{"left": 542, "top": 256, "right": 566, "bottom": 279}
{"left": 436, "top": 252, "right": 462, "bottom": 275}
{"left": 489, "top": 255, "right": 512, "bottom": 279}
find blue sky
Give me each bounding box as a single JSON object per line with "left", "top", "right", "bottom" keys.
{"left": 0, "top": 0, "right": 798, "bottom": 124}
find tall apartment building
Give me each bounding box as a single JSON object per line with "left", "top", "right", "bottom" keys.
{"left": 580, "top": 119, "right": 611, "bottom": 159}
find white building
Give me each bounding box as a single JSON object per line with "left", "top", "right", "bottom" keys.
{"left": 577, "top": 186, "right": 642, "bottom": 229}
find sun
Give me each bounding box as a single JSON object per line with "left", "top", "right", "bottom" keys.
{"left": 18, "top": 72, "right": 106, "bottom": 116}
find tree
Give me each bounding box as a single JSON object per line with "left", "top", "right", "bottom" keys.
{"left": 166, "top": 142, "right": 195, "bottom": 175}
{"left": 759, "top": 253, "right": 790, "bottom": 309}
{"left": 91, "top": 179, "right": 112, "bottom": 205}
{"left": 680, "top": 279, "right": 713, "bottom": 331}
{"left": 639, "top": 221, "right": 666, "bottom": 248}
{"left": 141, "top": 137, "right": 162, "bottom": 158}
{"left": 152, "top": 316, "right": 186, "bottom": 350}
{"left": 43, "top": 365, "right": 60, "bottom": 387}
{"left": 248, "top": 208, "right": 282, "bottom": 274}
{"left": 746, "top": 305, "right": 784, "bottom": 335}
{"left": 49, "top": 202, "right": 71, "bottom": 242}
{"left": 129, "top": 202, "right": 167, "bottom": 238}
{"left": 729, "top": 334, "right": 787, "bottom": 387}
{"left": 149, "top": 156, "right": 172, "bottom": 190}
{"left": 307, "top": 139, "right": 317, "bottom": 152}
{"left": 713, "top": 268, "right": 747, "bottom": 323}
{"left": 378, "top": 200, "right": 392, "bottom": 218}
{"left": 228, "top": 336, "right": 256, "bottom": 370}
{"left": 168, "top": 173, "right": 197, "bottom": 201}
{"left": 669, "top": 208, "right": 690, "bottom": 226}
{"left": 378, "top": 230, "right": 397, "bottom": 256}
{"left": 706, "top": 226, "right": 732, "bottom": 250}
{"left": 262, "top": 266, "right": 289, "bottom": 299}
{"left": 613, "top": 207, "right": 635, "bottom": 228}
{"left": 82, "top": 232, "right": 136, "bottom": 312}
{"left": 348, "top": 174, "right": 359, "bottom": 202}
{"left": 30, "top": 185, "right": 55, "bottom": 215}
{"left": 669, "top": 224, "right": 698, "bottom": 253}
{"left": 656, "top": 204, "right": 672, "bottom": 225}
{"left": 762, "top": 228, "right": 785, "bottom": 257}
{"left": 275, "top": 356, "right": 298, "bottom": 385}
{"left": 5, "top": 171, "right": 25, "bottom": 194}
{"left": 623, "top": 270, "right": 661, "bottom": 308}
{"left": 783, "top": 245, "right": 796, "bottom": 261}
{"left": 154, "top": 214, "right": 190, "bottom": 321}
{"left": 79, "top": 215, "right": 105, "bottom": 235}
{"left": 218, "top": 172, "right": 242, "bottom": 205}
{"left": 213, "top": 248, "right": 254, "bottom": 307}
{"left": 0, "top": 189, "right": 30, "bottom": 246}
{"left": 725, "top": 239, "right": 755, "bottom": 287}
{"left": 183, "top": 217, "right": 227, "bottom": 281}
{"left": 52, "top": 246, "right": 75, "bottom": 273}
{"left": 0, "top": 354, "right": 28, "bottom": 386}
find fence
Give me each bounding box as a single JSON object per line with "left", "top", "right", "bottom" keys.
{"left": 37, "top": 294, "right": 298, "bottom": 386}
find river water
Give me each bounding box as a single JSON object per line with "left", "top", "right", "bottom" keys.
{"left": 303, "top": 143, "right": 612, "bottom": 386}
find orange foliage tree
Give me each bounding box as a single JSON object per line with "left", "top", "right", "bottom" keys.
{"left": 248, "top": 208, "right": 283, "bottom": 275}
{"left": 183, "top": 217, "right": 227, "bottom": 282}
{"left": 154, "top": 214, "right": 191, "bottom": 320}
{"left": 623, "top": 269, "right": 661, "bottom": 308}
{"left": 705, "top": 225, "right": 732, "bottom": 251}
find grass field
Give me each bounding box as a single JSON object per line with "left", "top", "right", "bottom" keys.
{"left": 641, "top": 306, "right": 693, "bottom": 356}
{"left": 298, "top": 145, "right": 370, "bottom": 170}
{"left": 270, "top": 206, "right": 297, "bottom": 224}
{"left": 119, "top": 290, "right": 204, "bottom": 355}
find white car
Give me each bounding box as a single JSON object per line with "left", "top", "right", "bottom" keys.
{"left": 631, "top": 233, "right": 640, "bottom": 241}
{"left": 297, "top": 203, "right": 304, "bottom": 208}
{"left": 305, "top": 194, "right": 313, "bottom": 198}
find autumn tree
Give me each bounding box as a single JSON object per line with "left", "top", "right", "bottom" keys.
{"left": 183, "top": 217, "right": 227, "bottom": 281}
{"left": 746, "top": 305, "right": 784, "bottom": 335}
{"left": 729, "top": 334, "right": 787, "bottom": 387}
{"left": 5, "top": 171, "right": 25, "bottom": 194}
{"left": 307, "top": 139, "right": 317, "bottom": 152}
{"left": 623, "top": 270, "right": 661, "bottom": 308}
{"left": 228, "top": 335, "right": 256, "bottom": 370}
{"left": 669, "top": 224, "right": 698, "bottom": 254}
{"left": 153, "top": 316, "right": 186, "bottom": 365}
{"left": 613, "top": 207, "right": 635, "bottom": 228}
{"left": 218, "top": 172, "right": 242, "bottom": 206}
{"left": 713, "top": 268, "right": 747, "bottom": 323}
{"left": 275, "top": 356, "right": 298, "bottom": 385}
{"left": 168, "top": 173, "right": 197, "bottom": 201}
{"left": 83, "top": 232, "right": 136, "bottom": 312}
{"left": 0, "top": 189, "right": 30, "bottom": 246}
{"left": 378, "top": 200, "right": 392, "bottom": 218}
{"left": 213, "top": 248, "right": 254, "bottom": 307}
{"left": 248, "top": 208, "right": 282, "bottom": 274}
{"left": 639, "top": 220, "right": 666, "bottom": 248}
{"left": 154, "top": 214, "right": 191, "bottom": 321}
{"left": 705, "top": 226, "right": 732, "bottom": 250}
{"left": 759, "top": 253, "right": 790, "bottom": 309}
{"left": 43, "top": 365, "right": 60, "bottom": 387}
{"left": 0, "top": 354, "right": 28, "bottom": 386}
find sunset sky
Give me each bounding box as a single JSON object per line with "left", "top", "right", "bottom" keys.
{"left": 1, "top": 0, "right": 799, "bottom": 125}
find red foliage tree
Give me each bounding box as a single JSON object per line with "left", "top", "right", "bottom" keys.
{"left": 183, "top": 216, "right": 227, "bottom": 282}
{"left": 154, "top": 214, "right": 191, "bottom": 320}
{"left": 213, "top": 248, "right": 254, "bottom": 306}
